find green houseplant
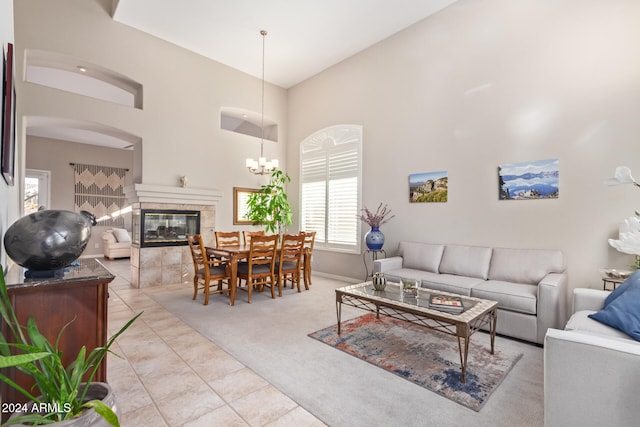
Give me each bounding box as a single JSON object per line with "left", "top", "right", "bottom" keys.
{"left": 0, "top": 267, "right": 140, "bottom": 426}
{"left": 245, "top": 169, "right": 293, "bottom": 234}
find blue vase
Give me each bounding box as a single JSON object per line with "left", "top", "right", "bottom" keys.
{"left": 365, "top": 226, "right": 385, "bottom": 250}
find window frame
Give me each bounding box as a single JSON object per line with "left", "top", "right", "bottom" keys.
{"left": 299, "top": 124, "right": 362, "bottom": 254}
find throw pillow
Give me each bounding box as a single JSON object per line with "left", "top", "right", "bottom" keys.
{"left": 112, "top": 228, "right": 132, "bottom": 243}
{"left": 589, "top": 275, "right": 640, "bottom": 341}
{"left": 603, "top": 269, "right": 640, "bottom": 307}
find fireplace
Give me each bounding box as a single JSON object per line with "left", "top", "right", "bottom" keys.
{"left": 124, "top": 183, "right": 223, "bottom": 288}
{"left": 133, "top": 209, "right": 200, "bottom": 247}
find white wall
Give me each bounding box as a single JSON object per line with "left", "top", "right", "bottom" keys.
{"left": 287, "top": 0, "right": 640, "bottom": 292}
{"left": 13, "top": 0, "right": 288, "bottom": 232}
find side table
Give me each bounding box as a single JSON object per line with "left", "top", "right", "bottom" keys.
{"left": 363, "top": 249, "right": 386, "bottom": 281}
{"left": 602, "top": 277, "right": 625, "bottom": 291}
{"left": 599, "top": 268, "right": 632, "bottom": 291}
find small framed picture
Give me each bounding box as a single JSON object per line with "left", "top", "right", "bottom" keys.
{"left": 409, "top": 171, "right": 448, "bottom": 203}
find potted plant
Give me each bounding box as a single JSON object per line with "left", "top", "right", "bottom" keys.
{"left": 245, "top": 169, "right": 293, "bottom": 235}
{"left": 0, "top": 267, "right": 140, "bottom": 426}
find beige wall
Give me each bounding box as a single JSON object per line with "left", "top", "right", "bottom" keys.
{"left": 287, "top": 0, "right": 640, "bottom": 292}
{"left": 13, "top": 0, "right": 288, "bottom": 233}
{"left": 10, "top": 0, "right": 640, "bottom": 298}
{"left": 26, "top": 136, "right": 134, "bottom": 256}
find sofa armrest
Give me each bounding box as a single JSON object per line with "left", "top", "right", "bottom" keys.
{"left": 373, "top": 256, "right": 403, "bottom": 274}
{"left": 544, "top": 328, "right": 640, "bottom": 426}
{"left": 536, "top": 272, "right": 567, "bottom": 342}
{"left": 572, "top": 288, "right": 607, "bottom": 313}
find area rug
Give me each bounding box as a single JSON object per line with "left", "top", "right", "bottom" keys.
{"left": 309, "top": 313, "right": 523, "bottom": 412}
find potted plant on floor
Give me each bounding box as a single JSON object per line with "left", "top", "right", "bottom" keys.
{"left": 0, "top": 267, "right": 140, "bottom": 426}
{"left": 245, "top": 169, "right": 293, "bottom": 235}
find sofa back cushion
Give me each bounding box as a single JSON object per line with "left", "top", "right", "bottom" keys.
{"left": 399, "top": 241, "right": 444, "bottom": 273}
{"left": 488, "top": 248, "right": 564, "bottom": 284}
{"left": 439, "top": 245, "right": 492, "bottom": 280}
{"left": 112, "top": 228, "right": 132, "bottom": 243}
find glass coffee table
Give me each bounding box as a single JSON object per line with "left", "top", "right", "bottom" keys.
{"left": 335, "top": 282, "right": 498, "bottom": 383}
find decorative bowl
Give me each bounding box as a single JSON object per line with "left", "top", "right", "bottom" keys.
{"left": 601, "top": 269, "right": 632, "bottom": 280}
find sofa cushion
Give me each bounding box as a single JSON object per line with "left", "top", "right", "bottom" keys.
{"left": 112, "top": 228, "right": 132, "bottom": 243}
{"left": 566, "top": 310, "right": 633, "bottom": 341}
{"left": 589, "top": 272, "right": 640, "bottom": 341}
{"left": 471, "top": 280, "right": 537, "bottom": 315}
{"left": 438, "top": 245, "right": 492, "bottom": 280}
{"left": 422, "top": 274, "right": 486, "bottom": 296}
{"left": 488, "top": 248, "right": 564, "bottom": 285}
{"left": 399, "top": 242, "right": 444, "bottom": 273}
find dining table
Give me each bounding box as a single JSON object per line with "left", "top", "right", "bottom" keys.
{"left": 206, "top": 244, "right": 250, "bottom": 306}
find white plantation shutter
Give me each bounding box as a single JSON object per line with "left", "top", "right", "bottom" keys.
{"left": 300, "top": 125, "right": 362, "bottom": 253}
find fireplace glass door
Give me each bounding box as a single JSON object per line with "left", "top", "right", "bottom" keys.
{"left": 133, "top": 209, "right": 200, "bottom": 247}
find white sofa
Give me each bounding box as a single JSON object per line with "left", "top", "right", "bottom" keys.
{"left": 544, "top": 286, "right": 640, "bottom": 427}
{"left": 373, "top": 241, "right": 567, "bottom": 344}
{"left": 101, "top": 228, "right": 132, "bottom": 260}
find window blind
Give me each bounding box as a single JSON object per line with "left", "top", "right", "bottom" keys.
{"left": 300, "top": 125, "right": 362, "bottom": 253}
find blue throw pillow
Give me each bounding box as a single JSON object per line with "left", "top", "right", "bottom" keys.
{"left": 603, "top": 269, "right": 640, "bottom": 307}
{"left": 589, "top": 274, "right": 640, "bottom": 341}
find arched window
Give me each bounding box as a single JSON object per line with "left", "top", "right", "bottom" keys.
{"left": 300, "top": 125, "right": 362, "bottom": 253}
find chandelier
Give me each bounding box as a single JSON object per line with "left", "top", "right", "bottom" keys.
{"left": 246, "top": 30, "right": 278, "bottom": 175}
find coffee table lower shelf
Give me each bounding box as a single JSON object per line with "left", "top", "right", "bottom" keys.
{"left": 335, "top": 283, "right": 498, "bottom": 383}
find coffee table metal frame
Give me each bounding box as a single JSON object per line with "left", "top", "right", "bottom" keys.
{"left": 335, "top": 282, "right": 498, "bottom": 383}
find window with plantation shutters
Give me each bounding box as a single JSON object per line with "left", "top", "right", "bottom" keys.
{"left": 300, "top": 125, "right": 362, "bottom": 253}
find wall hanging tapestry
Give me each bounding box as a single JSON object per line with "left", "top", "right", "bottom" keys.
{"left": 72, "top": 163, "right": 128, "bottom": 227}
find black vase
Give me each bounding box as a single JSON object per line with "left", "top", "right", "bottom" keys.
{"left": 3, "top": 210, "right": 96, "bottom": 271}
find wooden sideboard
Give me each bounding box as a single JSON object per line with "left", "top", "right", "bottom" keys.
{"left": 1, "top": 258, "right": 114, "bottom": 408}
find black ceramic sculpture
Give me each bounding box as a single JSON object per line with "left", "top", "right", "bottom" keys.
{"left": 3, "top": 210, "right": 97, "bottom": 271}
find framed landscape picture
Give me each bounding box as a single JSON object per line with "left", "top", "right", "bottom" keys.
{"left": 409, "top": 171, "right": 448, "bottom": 203}
{"left": 498, "top": 159, "right": 559, "bottom": 200}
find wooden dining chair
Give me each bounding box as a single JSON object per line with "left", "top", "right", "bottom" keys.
{"left": 243, "top": 230, "right": 265, "bottom": 246}
{"left": 277, "top": 233, "right": 305, "bottom": 293}
{"left": 301, "top": 231, "right": 316, "bottom": 289}
{"left": 215, "top": 231, "right": 241, "bottom": 247}
{"left": 187, "top": 234, "right": 231, "bottom": 305}
{"left": 236, "top": 234, "right": 279, "bottom": 303}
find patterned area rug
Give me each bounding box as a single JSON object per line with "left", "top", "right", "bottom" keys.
{"left": 309, "top": 313, "right": 523, "bottom": 412}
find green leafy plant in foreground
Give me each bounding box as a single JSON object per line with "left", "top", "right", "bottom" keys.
{"left": 0, "top": 267, "right": 141, "bottom": 426}
{"left": 246, "top": 169, "right": 293, "bottom": 234}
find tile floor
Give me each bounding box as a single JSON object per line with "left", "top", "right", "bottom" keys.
{"left": 102, "top": 258, "right": 326, "bottom": 427}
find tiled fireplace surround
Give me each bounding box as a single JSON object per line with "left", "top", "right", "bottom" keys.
{"left": 124, "top": 184, "right": 222, "bottom": 288}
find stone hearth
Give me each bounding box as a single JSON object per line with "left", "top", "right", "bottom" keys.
{"left": 124, "top": 184, "right": 222, "bottom": 288}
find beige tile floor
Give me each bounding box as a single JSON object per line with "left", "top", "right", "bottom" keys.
{"left": 102, "top": 258, "right": 326, "bottom": 427}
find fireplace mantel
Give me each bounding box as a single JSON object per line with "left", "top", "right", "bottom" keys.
{"left": 124, "top": 183, "right": 223, "bottom": 206}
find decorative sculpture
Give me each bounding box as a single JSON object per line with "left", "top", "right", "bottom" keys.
{"left": 3, "top": 210, "right": 97, "bottom": 271}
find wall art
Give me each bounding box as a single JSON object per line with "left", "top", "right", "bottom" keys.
{"left": 409, "top": 171, "right": 448, "bottom": 203}
{"left": 233, "top": 187, "right": 260, "bottom": 225}
{"left": 2, "top": 43, "right": 15, "bottom": 186}
{"left": 498, "top": 158, "right": 559, "bottom": 200}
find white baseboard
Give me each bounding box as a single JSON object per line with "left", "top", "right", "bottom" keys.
{"left": 314, "top": 271, "right": 362, "bottom": 284}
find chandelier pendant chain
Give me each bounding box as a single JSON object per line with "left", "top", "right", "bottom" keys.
{"left": 246, "top": 29, "right": 278, "bottom": 175}
{"left": 260, "top": 29, "right": 266, "bottom": 159}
